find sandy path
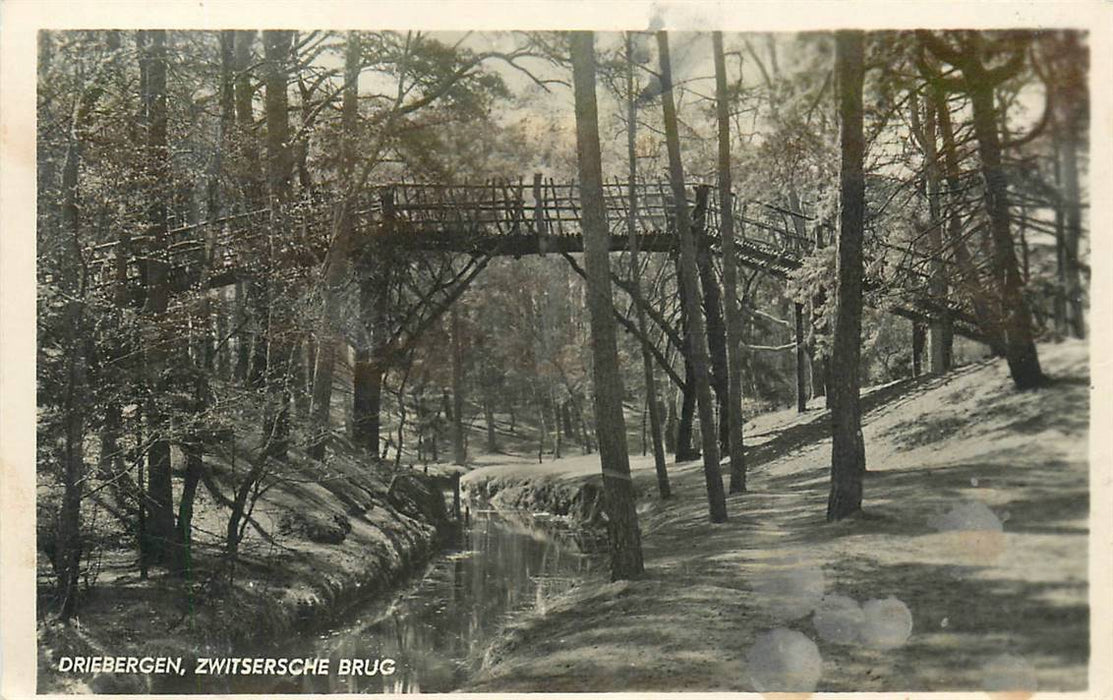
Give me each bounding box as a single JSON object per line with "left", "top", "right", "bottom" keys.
{"left": 464, "top": 340, "right": 1089, "bottom": 692}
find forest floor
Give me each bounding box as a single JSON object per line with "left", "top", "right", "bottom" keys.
{"left": 463, "top": 339, "right": 1090, "bottom": 693}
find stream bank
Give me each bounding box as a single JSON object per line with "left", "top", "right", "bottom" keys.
{"left": 37, "top": 456, "right": 456, "bottom": 694}
{"left": 461, "top": 457, "right": 641, "bottom": 532}
{"left": 287, "top": 507, "right": 598, "bottom": 694}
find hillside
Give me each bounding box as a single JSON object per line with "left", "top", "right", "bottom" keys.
{"left": 464, "top": 340, "right": 1089, "bottom": 692}
{"left": 37, "top": 439, "right": 452, "bottom": 694}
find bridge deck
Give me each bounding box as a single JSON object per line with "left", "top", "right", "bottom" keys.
{"left": 88, "top": 179, "right": 996, "bottom": 343}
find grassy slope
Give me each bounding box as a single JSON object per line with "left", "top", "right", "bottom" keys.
{"left": 464, "top": 340, "right": 1089, "bottom": 692}
{"left": 37, "top": 439, "right": 449, "bottom": 694}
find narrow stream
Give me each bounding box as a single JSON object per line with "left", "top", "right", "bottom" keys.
{"left": 290, "top": 508, "right": 598, "bottom": 693}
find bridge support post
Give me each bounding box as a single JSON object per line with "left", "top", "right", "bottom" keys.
{"left": 912, "top": 321, "right": 926, "bottom": 378}
{"left": 929, "top": 316, "right": 952, "bottom": 375}
{"left": 794, "top": 302, "right": 807, "bottom": 413}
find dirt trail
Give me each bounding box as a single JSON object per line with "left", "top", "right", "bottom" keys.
{"left": 464, "top": 341, "right": 1089, "bottom": 692}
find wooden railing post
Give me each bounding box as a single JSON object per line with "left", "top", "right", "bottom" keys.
{"left": 912, "top": 320, "right": 926, "bottom": 378}
{"left": 532, "top": 172, "right": 548, "bottom": 256}
{"left": 514, "top": 176, "right": 525, "bottom": 235}
{"left": 380, "top": 186, "right": 396, "bottom": 237}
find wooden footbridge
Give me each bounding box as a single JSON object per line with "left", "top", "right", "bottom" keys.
{"left": 89, "top": 177, "right": 997, "bottom": 343}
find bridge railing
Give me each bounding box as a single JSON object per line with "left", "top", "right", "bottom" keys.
{"left": 80, "top": 178, "right": 1005, "bottom": 342}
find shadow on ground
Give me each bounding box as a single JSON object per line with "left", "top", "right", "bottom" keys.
{"left": 466, "top": 341, "right": 1089, "bottom": 692}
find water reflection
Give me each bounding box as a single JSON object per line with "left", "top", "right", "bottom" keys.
{"left": 300, "top": 509, "right": 596, "bottom": 693}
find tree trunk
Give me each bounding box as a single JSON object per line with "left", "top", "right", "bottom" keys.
{"left": 570, "top": 31, "right": 645, "bottom": 579}
{"left": 261, "top": 30, "right": 295, "bottom": 460}
{"left": 57, "top": 321, "right": 86, "bottom": 619}
{"left": 694, "top": 186, "right": 731, "bottom": 456}
{"left": 658, "top": 30, "right": 727, "bottom": 523}
{"left": 1052, "top": 161, "right": 1068, "bottom": 337}
{"left": 309, "top": 32, "right": 362, "bottom": 460}
{"left": 393, "top": 370, "right": 410, "bottom": 468}
{"left": 200, "top": 31, "right": 233, "bottom": 382}
{"left": 574, "top": 393, "right": 595, "bottom": 454}
{"left": 1018, "top": 207, "right": 1030, "bottom": 284}
{"left": 674, "top": 276, "right": 699, "bottom": 462}
{"left": 98, "top": 86, "right": 133, "bottom": 567}
{"left": 450, "top": 306, "right": 467, "bottom": 464}
{"left": 808, "top": 291, "right": 830, "bottom": 405}
{"left": 233, "top": 31, "right": 267, "bottom": 385}
{"left": 713, "top": 32, "right": 748, "bottom": 494}
{"left": 233, "top": 282, "right": 250, "bottom": 380}
{"left": 56, "top": 123, "right": 91, "bottom": 616}
{"left": 213, "top": 289, "right": 231, "bottom": 379}
{"left": 794, "top": 302, "right": 808, "bottom": 413}
{"left": 1057, "top": 92, "right": 1085, "bottom": 339}
{"left": 535, "top": 386, "right": 548, "bottom": 462}
{"left": 173, "top": 446, "right": 202, "bottom": 576}
{"left": 812, "top": 350, "right": 829, "bottom": 401}
{"left": 246, "top": 279, "right": 270, "bottom": 389}
{"left": 626, "top": 33, "right": 670, "bottom": 499}
{"left": 140, "top": 29, "right": 176, "bottom": 565}
{"left": 230, "top": 32, "right": 251, "bottom": 378}
{"left": 217, "top": 28, "right": 236, "bottom": 177}
{"left": 308, "top": 337, "right": 335, "bottom": 460}
{"left": 415, "top": 388, "right": 426, "bottom": 463}
{"left": 233, "top": 31, "right": 262, "bottom": 207}
{"left": 827, "top": 30, "right": 867, "bottom": 523}
{"left": 665, "top": 390, "right": 678, "bottom": 455}
{"left": 933, "top": 83, "right": 1007, "bottom": 357}
{"left": 177, "top": 216, "right": 216, "bottom": 577}
{"left": 430, "top": 401, "right": 441, "bottom": 463}
{"left": 98, "top": 404, "right": 123, "bottom": 501}
{"left": 550, "top": 388, "right": 563, "bottom": 459}
{"left": 353, "top": 193, "right": 395, "bottom": 460}
{"left": 264, "top": 30, "right": 294, "bottom": 203}
{"left": 352, "top": 349, "right": 384, "bottom": 456}
{"left": 442, "top": 388, "right": 455, "bottom": 458}
{"left": 918, "top": 94, "right": 953, "bottom": 373}
{"left": 967, "top": 79, "right": 1043, "bottom": 389}
{"left": 484, "top": 391, "right": 498, "bottom": 454}
{"left": 224, "top": 455, "right": 265, "bottom": 581}
{"left": 290, "top": 344, "right": 308, "bottom": 417}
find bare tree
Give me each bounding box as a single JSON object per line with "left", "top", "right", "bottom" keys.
{"left": 569, "top": 30, "right": 644, "bottom": 580}
{"left": 908, "top": 91, "right": 953, "bottom": 374}
{"left": 919, "top": 30, "right": 1043, "bottom": 390}
{"left": 713, "top": 31, "right": 748, "bottom": 494}
{"left": 308, "top": 31, "right": 362, "bottom": 461}
{"left": 51, "top": 32, "right": 121, "bottom": 616}
{"left": 658, "top": 31, "right": 728, "bottom": 523}
{"left": 626, "top": 32, "right": 670, "bottom": 499}
{"left": 139, "top": 29, "right": 176, "bottom": 566}
{"left": 1037, "top": 32, "right": 1087, "bottom": 339}
{"left": 261, "top": 29, "right": 296, "bottom": 463}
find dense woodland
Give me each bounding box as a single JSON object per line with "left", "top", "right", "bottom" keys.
{"left": 37, "top": 29, "right": 1087, "bottom": 615}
